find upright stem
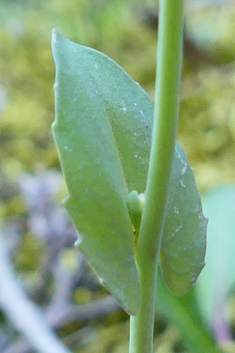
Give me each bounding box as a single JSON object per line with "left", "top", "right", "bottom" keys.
{"left": 129, "top": 1, "right": 185, "bottom": 352}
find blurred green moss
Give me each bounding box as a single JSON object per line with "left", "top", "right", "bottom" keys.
{"left": 0, "top": 0, "right": 157, "bottom": 175}
{"left": 179, "top": 65, "right": 235, "bottom": 191}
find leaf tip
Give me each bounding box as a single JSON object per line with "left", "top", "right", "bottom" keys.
{"left": 52, "top": 28, "right": 60, "bottom": 43}
{"left": 62, "top": 194, "right": 71, "bottom": 207}
{"left": 51, "top": 28, "right": 65, "bottom": 58}
{"left": 52, "top": 28, "right": 58, "bottom": 46}
{"left": 51, "top": 119, "right": 57, "bottom": 132}
{"left": 74, "top": 235, "right": 82, "bottom": 248}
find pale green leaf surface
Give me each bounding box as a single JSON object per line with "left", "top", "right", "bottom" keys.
{"left": 52, "top": 29, "right": 206, "bottom": 313}
{"left": 51, "top": 28, "right": 151, "bottom": 315}
{"left": 161, "top": 143, "right": 207, "bottom": 295}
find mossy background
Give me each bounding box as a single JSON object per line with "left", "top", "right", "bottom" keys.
{"left": 1, "top": 0, "right": 235, "bottom": 352}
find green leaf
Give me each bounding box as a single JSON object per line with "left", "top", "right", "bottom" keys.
{"left": 51, "top": 28, "right": 152, "bottom": 315}
{"left": 161, "top": 143, "right": 207, "bottom": 295}
{"left": 52, "top": 29, "right": 206, "bottom": 313}
{"left": 196, "top": 184, "right": 235, "bottom": 325}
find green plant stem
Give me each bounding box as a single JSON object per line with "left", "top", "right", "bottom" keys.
{"left": 129, "top": 1, "right": 185, "bottom": 352}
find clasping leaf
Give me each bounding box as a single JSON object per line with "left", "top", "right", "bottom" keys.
{"left": 52, "top": 29, "right": 207, "bottom": 314}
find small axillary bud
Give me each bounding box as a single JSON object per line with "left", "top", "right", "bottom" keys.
{"left": 138, "top": 193, "right": 145, "bottom": 209}
{"left": 126, "top": 190, "right": 145, "bottom": 245}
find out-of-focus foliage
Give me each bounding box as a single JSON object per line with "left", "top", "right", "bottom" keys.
{"left": 186, "top": 3, "right": 235, "bottom": 62}
{"left": 0, "top": 0, "right": 157, "bottom": 176}
{"left": 1, "top": 0, "right": 235, "bottom": 185}
{"left": 1, "top": 0, "right": 235, "bottom": 352}
{"left": 197, "top": 186, "right": 235, "bottom": 333}
{"left": 179, "top": 64, "right": 235, "bottom": 191}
